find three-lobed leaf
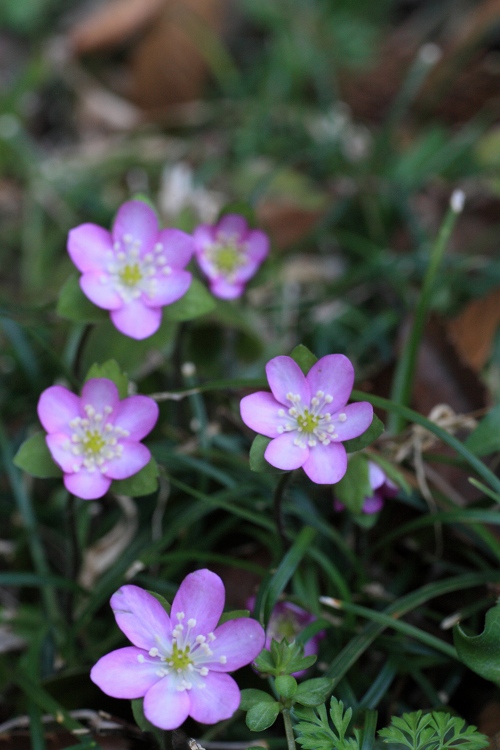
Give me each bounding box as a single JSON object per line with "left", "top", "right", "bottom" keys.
{"left": 13, "top": 432, "right": 62, "bottom": 479}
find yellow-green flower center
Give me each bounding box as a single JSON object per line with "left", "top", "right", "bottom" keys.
{"left": 170, "top": 642, "right": 193, "bottom": 671}
{"left": 83, "top": 430, "right": 106, "bottom": 455}
{"left": 119, "top": 263, "right": 143, "bottom": 287}
{"left": 214, "top": 244, "right": 242, "bottom": 273}
{"left": 297, "top": 409, "right": 320, "bottom": 433}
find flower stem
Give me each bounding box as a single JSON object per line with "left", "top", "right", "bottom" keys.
{"left": 273, "top": 472, "right": 293, "bottom": 549}
{"left": 282, "top": 708, "right": 297, "bottom": 750}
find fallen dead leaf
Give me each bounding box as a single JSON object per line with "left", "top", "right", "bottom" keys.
{"left": 447, "top": 286, "right": 500, "bottom": 372}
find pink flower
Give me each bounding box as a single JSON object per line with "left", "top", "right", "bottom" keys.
{"left": 90, "top": 570, "right": 266, "bottom": 730}
{"left": 193, "top": 214, "right": 269, "bottom": 299}
{"left": 37, "top": 378, "right": 159, "bottom": 500}
{"left": 334, "top": 461, "right": 398, "bottom": 514}
{"left": 68, "top": 200, "right": 194, "bottom": 339}
{"left": 240, "top": 354, "right": 373, "bottom": 484}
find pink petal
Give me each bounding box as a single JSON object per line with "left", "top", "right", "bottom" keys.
{"left": 142, "top": 271, "right": 192, "bottom": 307}
{"left": 104, "top": 442, "right": 151, "bottom": 480}
{"left": 46, "top": 433, "right": 82, "bottom": 473}
{"left": 113, "top": 395, "right": 159, "bottom": 440}
{"left": 110, "top": 300, "right": 162, "bottom": 339}
{"left": 306, "top": 354, "right": 354, "bottom": 412}
{"left": 232, "top": 258, "right": 262, "bottom": 284}
{"left": 110, "top": 584, "right": 172, "bottom": 650}
{"left": 210, "top": 278, "right": 243, "bottom": 299}
{"left": 81, "top": 378, "right": 119, "bottom": 413}
{"left": 188, "top": 672, "right": 241, "bottom": 724}
{"left": 362, "top": 494, "right": 384, "bottom": 514}
{"left": 368, "top": 461, "right": 386, "bottom": 491}
{"left": 264, "top": 432, "right": 308, "bottom": 470}
{"left": 63, "top": 469, "right": 111, "bottom": 500}
{"left": 171, "top": 569, "right": 225, "bottom": 633}
{"left": 302, "top": 442, "right": 347, "bottom": 484}
{"left": 112, "top": 200, "right": 159, "bottom": 252}
{"left": 206, "top": 618, "right": 265, "bottom": 671}
{"left": 193, "top": 224, "right": 216, "bottom": 250}
{"left": 217, "top": 214, "right": 248, "bottom": 236}
{"left": 330, "top": 402, "right": 373, "bottom": 441}
{"left": 37, "top": 386, "right": 80, "bottom": 434}
{"left": 157, "top": 228, "right": 195, "bottom": 269}
{"left": 90, "top": 647, "right": 160, "bottom": 698}
{"left": 266, "top": 356, "right": 310, "bottom": 406}
{"left": 240, "top": 392, "right": 284, "bottom": 438}
{"left": 143, "top": 677, "right": 190, "bottom": 730}
{"left": 80, "top": 272, "right": 123, "bottom": 310}
{"left": 67, "top": 224, "right": 112, "bottom": 273}
{"left": 246, "top": 230, "right": 269, "bottom": 262}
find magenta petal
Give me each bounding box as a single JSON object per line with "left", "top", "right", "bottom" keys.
{"left": 63, "top": 470, "right": 111, "bottom": 500}
{"left": 111, "top": 300, "right": 162, "bottom": 339}
{"left": 210, "top": 278, "right": 243, "bottom": 299}
{"left": 217, "top": 214, "right": 248, "bottom": 236}
{"left": 246, "top": 230, "right": 269, "bottom": 262}
{"left": 266, "top": 356, "right": 310, "bottom": 406}
{"left": 142, "top": 271, "right": 191, "bottom": 307}
{"left": 264, "top": 433, "right": 308, "bottom": 470}
{"left": 112, "top": 200, "right": 158, "bottom": 251}
{"left": 67, "top": 224, "right": 112, "bottom": 272}
{"left": 110, "top": 585, "right": 172, "bottom": 650}
{"left": 143, "top": 678, "right": 190, "bottom": 730}
{"left": 189, "top": 672, "right": 240, "bottom": 724}
{"left": 171, "top": 569, "right": 224, "bottom": 633}
{"left": 232, "top": 258, "right": 262, "bottom": 284}
{"left": 193, "top": 225, "right": 215, "bottom": 249}
{"left": 331, "top": 402, "right": 373, "bottom": 441}
{"left": 113, "top": 395, "right": 159, "bottom": 440}
{"left": 46, "top": 434, "right": 82, "bottom": 473}
{"left": 302, "top": 442, "right": 347, "bottom": 484}
{"left": 105, "top": 442, "right": 151, "bottom": 480}
{"left": 80, "top": 273, "right": 123, "bottom": 310}
{"left": 207, "top": 618, "right": 265, "bottom": 671}
{"left": 306, "top": 354, "right": 354, "bottom": 412}
{"left": 90, "top": 647, "right": 160, "bottom": 698}
{"left": 362, "top": 494, "right": 384, "bottom": 514}
{"left": 368, "top": 461, "right": 386, "bottom": 491}
{"left": 37, "top": 386, "right": 80, "bottom": 434}
{"left": 81, "top": 378, "right": 119, "bottom": 413}
{"left": 240, "top": 392, "right": 283, "bottom": 438}
{"left": 157, "top": 228, "right": 194, "bottom": 268}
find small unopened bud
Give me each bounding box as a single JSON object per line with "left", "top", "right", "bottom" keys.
{"left": 450, "top": 189, "right": 465, "bottom": 213}
{"left": 418, "top": 43, "right": 442, "bottom": 66}
{"left": 181, "top": 361, "right": 196, "bottom": 378}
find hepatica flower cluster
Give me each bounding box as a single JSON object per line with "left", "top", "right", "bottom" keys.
{"left": 38, "top": 378, "right": 159, "bottom": 500}
{"left": 193, "top": 214, "right": 269, "bottom": 299}
{"left": 91, "top": 569, "right": 265, "bottom": 730}
{"left": 68, "top": 200, "right": 194, "bottom": 339}
{"left": 240, "top": 354, "right": 373, "bottom": 484}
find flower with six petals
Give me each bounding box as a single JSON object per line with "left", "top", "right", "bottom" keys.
{"left": 90, "top": 569, "right": 266, "bottom": 730}
{"left": 193, "top": 214, "right": 269, "bottom": 299}
{"left": 240, "top": 354, "right": 373, "bottom": 484}
{"left": 67, "top": 200, "right": 194, "bottom": 339}
{"left": 37, "top": 378, "right": 159, "bottom": 500}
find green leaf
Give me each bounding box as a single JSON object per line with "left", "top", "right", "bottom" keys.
{"left": 465, "top": 404, "right": 500, "bottom": 456}
{"left": 454, "top": 598, "right": 500, "bottom": 684}
{"left": 218, "top": 609, "right": 250, "bottom": 625}
{"left": 13, "top": 433, "right": 62, "bottom": 479}
{"left": 84, "top": 359, "right": 129, "bottom": 399}
{"left": 275, "top": 675, "right": 297, "bottom": 699}
{"left": 295, "top": 678, "right": 334, "bottom": 707}
{"left": 334, "top": 453, "right": 372, "bottom": 514}
{"left": 80, "top": 317, "right": 178, "bottom": 379}
{"left": 148, "top": 591, "right": 171, "bottom": 615}
{"left": 343, "top": 413, "right": 384, "bottom": 453}
{"left": 249, "top": 434, "right": 285, "bottom": 473}
{"left": 240, "top": 688, "right": 276, "bottom": 711}
{"left": 57, "top": 275, "right": 107, "bottom": 324}
{"left": 290, "top": 344, "right": 318, "bottom": 375}
{"left": 246, "top": 700, "right": 280, "bottom": 731}
{"left": 163, "top": 278, "right": 216, "bottom": 322}
{"left": 111, "top": 457, "right": 159, "bottom": 497}
{"left": 131, "top": 698, "right": 164, "bottom": 742}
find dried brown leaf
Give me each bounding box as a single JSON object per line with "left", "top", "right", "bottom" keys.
{"left": 447, "top": 286, "right": 500, "bottom": 372}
